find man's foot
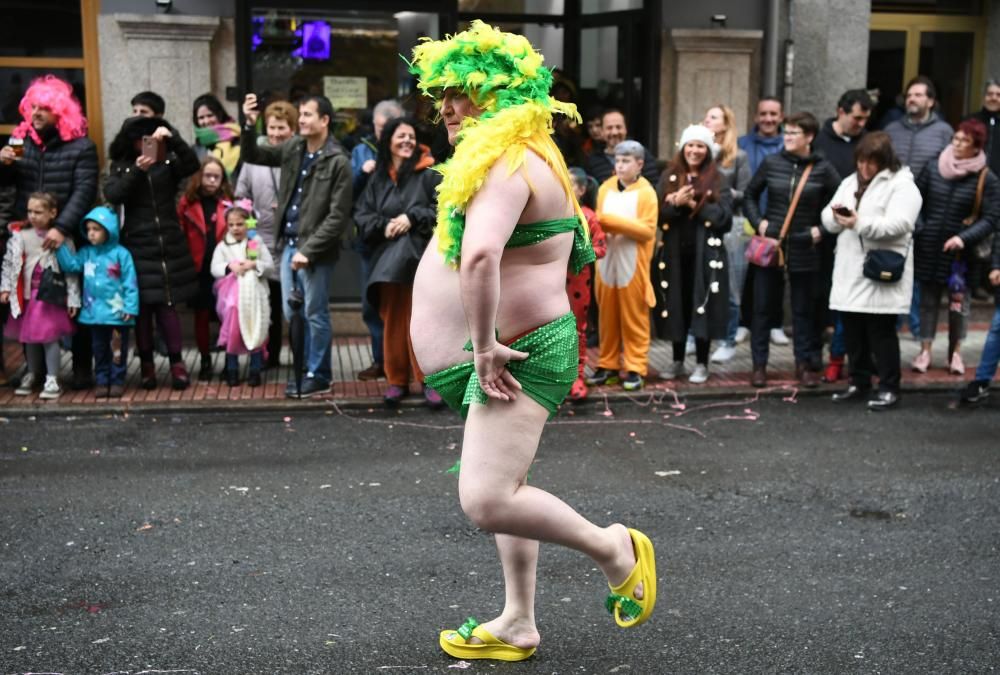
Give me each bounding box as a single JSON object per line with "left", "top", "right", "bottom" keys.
{"left": 298, "top": 377, "right": 331, "bottom": 398}
{"left": 622, "top": 372, "right": 644, "bottom": 391}
{"left": 357, "top": 362, "right": 385, "bottom": 381}
{"left": 959, "top": 379, "right": 990, "bottom": 404}
{"left": 439, "top": 616, "right": 539, "bottom": 661}
{"left": 602, "top": 524, "right": 656, "bottom": 628}
{"left": 750, "top": 365, "right": 767, "bottom": 388}
{"left": 603, "top": 523, "right": 641, "bottom": 601}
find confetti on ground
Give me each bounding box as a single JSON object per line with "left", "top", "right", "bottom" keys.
{"left": 92, "top": 637, "right": 111, "bottom": 644}
{"left": 446, "top": 460, "right": 461, "bottom": 474}
{"left": 136, "top": 523, "right": 154, "bottom": 532}
{"left": 655, "top": 470, "right": 681, "bottom": 477}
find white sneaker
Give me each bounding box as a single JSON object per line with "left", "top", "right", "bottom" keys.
{"left": 770, "top": 328, "right": 791, "bottom": 346}
{"left": 685, "top": 335, "right": 696, "bottom": 355}
{"left": 689, "top": 364, "right": 710, "bottom": 384}
{"left": 734, "top": 327, "right": 750, "bottom": 344}
{"left": 658, "top": 361, "right": 687, "bottom": 380}
{"left": 710, "top": 344, "right": 736, "bottom": 363}
{"left": 14, "top": 373, "right": 36, "bottom": 396}
{"left": 39, "top": 375, "right": 61, "bottom": 400}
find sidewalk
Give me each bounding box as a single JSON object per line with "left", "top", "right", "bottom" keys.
{"left": 2, "top": 321, "right": 994, "bottom": 414}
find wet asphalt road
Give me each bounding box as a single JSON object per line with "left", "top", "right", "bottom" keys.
{"left": 1, "top": 391, "right": 999, "bottom": 674}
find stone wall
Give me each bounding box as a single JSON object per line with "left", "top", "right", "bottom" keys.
{"left": 987, "top": 0, "right": 1000, "bottom": 85}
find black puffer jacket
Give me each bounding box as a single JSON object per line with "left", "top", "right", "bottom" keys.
{"left": 913, "top": 161, "right": 1000, "bottom": 285}
{"left": 354, "top": 161, "right": 440, "bottom": 307}
{"left": 103, "top": 117, "right": 201, "bottom": 306}
{"left": 744, "top": 150, "right": 841, "bottom": 273}
{"left": 0, "top": 126, "right": 98, "bottom": 238}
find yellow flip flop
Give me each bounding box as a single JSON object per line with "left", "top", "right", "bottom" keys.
{"left": 439, "top": 617, "right": 536, "bottom": 662}
{"left": 605, "top": 527, "right": 657, "bottom": 628}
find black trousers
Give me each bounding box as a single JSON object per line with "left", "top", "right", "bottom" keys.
{"left": 671, "top": 247, "right": 710, "bottom": 364}
{"left": 840, "top": 311, "right": 901, "bottom": 393}
{"left": 752, "top": 267, "right": 822, "bottom": 368}
{"left": 71, "top": 324, "right": 92, "bottom": 376}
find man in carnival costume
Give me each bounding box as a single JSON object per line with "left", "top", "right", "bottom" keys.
{"left": 0, "top": 75, "right": 99, "bottom": 389}
{"left": 408, "top": 21, "right": 658, "bottom": 662}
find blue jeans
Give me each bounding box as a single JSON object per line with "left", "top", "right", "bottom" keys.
{"left": 353, "top": 240, "right": 384, "bottom": 365}
{"left": 974, "top": 306, "right": 1000, "bottom": 382}
{"left": 92, "top": 325, "right": 129, "bottom": 387}
{"left": 280, "top": 243, "right": 335, "bottom": 384}
{"left": 226, "top": 351, "right": 263, "bottom": 374}
{"left": 829, "top": 311, "right": 845, "bottom": 358}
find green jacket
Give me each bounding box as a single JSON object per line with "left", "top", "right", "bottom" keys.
{"left": 240, "top": 126, "right": 352, "bottom": 265}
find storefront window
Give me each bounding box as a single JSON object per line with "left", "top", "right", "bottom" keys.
{"left": 871, "top": 0, "right": 983, "bottom": 13}
{"left": 458, "top": 0, "right": 565, "bottom": 13}
{"left": 0, "top": 5, "right": 84, "bottom": 58}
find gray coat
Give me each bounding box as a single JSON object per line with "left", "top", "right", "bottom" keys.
{"left": 885, "top": 112, "right": 953, "bottom": 177}
{"left": 234, "top": 161, "right": 283, "bottom": 281}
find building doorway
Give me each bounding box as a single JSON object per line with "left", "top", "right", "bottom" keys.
{"left": 868, "top": 12, "right": 985, "bottom": 128}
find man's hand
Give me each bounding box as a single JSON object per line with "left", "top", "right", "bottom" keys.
{"left": 243, "top": 93, "right": 260, "bottom": 125}
{"left": 0, "top": 291, "right": 9, "bottom": 304}
{"left": 0, "top": 146, "right": 16, "bottom": 165}
{"left": 290, "top": 251, "right": 310, "bottom": 271}
{"left": 68, "top": 307, "right": 78, "bottom": 319}
{"left": 811, "top": 226, "right": 822, "bottom": 244}
{"left": 362, "top": 159, "right": 376, "bottom": 174}
{"left": 758, "top": 219, "right": 769, "bottom": 236}
{"left": 943, "top": 235, "right": 965, "bottom": 253}
{"left": 42, "top": 228, "right": 66, "bottom": 251}
{"left": 135, "top": 155, "right": 155, "bottom": 172}
{"left": 989, "top": 269, "right": 1000, "bottom": 287}
{"left": 151, "top": 126, "right": 173, "bottom": 141}
{"left": 473, "top": 342, "right": 528, "bottom": 402}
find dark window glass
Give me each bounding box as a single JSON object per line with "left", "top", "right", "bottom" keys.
{"left": 0, "top": 5, "right": 83, "bottom": 58}
{"left": 872, "top": 0, "right": 983, "bottom": 14}
{"left": 0, "top": 68, "right": 86, "bottom": 126}
{"left": 458, "top": 0, "right": 565, "bottom": 13}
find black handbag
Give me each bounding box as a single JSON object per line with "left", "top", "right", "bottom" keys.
{"left": 36, "top": 266, "right": 68, "bottom": 306}
{"left": 859, "top": 234, "right": 908, "bottom": 283}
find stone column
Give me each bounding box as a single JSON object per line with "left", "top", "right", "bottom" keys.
{"left": 660, "top": 29, "right": 763, "bottom": 154}
{"left": 787, "top": 0, "right": 871, "bottom": 119}
{"left": 98, "top": 13, "right": 220, "bottom": 150}
{"left": 987, "top": 0, "right": 1000, "bottom": 85}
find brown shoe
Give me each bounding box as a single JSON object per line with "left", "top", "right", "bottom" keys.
{"left": 357, "top": 362, "right": 385, "bottom": 381}
{"left": 751, "top": 365, "right": 767, "bottom": 388}
{"left": 798, "top": 364, "right": 820, "bottom": 389}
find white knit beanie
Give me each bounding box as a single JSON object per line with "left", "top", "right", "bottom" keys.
{"left": 678, "top": 124, "right": 719, "bottom": 158}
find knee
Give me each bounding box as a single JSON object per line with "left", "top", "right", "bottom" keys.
{"left": 458, "top": 484, "right": 509, "bottom": 532}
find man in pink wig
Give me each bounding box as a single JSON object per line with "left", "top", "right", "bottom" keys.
{"left": 1, "top": 74, "right": 99, "bottom": 389}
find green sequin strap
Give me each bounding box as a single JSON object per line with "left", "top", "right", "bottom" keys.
{"left": 605, "top": 593, "right": 643, "bottom": 622}
{"left": 506, "top": 216, "right": 596, "bottom": 274}
{"left": 456, "top": 617, "right": 479, "bottom": 641}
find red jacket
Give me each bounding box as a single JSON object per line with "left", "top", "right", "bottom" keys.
{"left": 177, "top": 194, "right": 229, "bottom": 271}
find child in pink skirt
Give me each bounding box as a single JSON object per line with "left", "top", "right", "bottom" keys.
{"left": 0, "top": 192, "right": 81, "bottom": 399}
{"left": 210, "top": 200, "right": 273, "bottom": 387}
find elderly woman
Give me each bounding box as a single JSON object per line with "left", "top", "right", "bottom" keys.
{"left": 821, "top": 132, "right": 922, "bottom": 410}
{"left": 655, "top": 124, "right": 733, "bottom": 384}
{"left": 744, "top": 112, "right": 842, "bottom": 388}
{"left": 702, "top": 104, "right": 751, "bottom": 364}
{"left": 408, "top": 21, "right": 656, "bottom": 663}
{"left": 354, "top": 117, "right": 441, "bottom": 408}
{"left": 234, "top": 100, "right": 297, "bottom": 368}
{"left": 911, "top": 118, "right": 1000, "bottom": 375}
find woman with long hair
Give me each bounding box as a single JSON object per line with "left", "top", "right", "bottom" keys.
{"left": 655, "top": 124, "right": 733, "bottom": 383}
{"left": 191, "top": 93, "right": 241, "bottom": 177}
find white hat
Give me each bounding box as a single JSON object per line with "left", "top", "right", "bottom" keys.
{"left": 678, "top": 124, "right": 719, "bottom": 158}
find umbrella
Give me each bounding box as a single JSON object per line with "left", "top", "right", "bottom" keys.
{"left": 287, "top": 287, "right": 305, "bottom": 399}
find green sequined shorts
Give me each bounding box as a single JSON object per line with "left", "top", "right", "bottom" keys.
{"left": 424, "top": 312, "right": 579, "bottom": 419}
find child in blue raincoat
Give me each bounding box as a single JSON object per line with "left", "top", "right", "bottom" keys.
{"left": 56, "top": 206, "right": 139, "bottom": 398}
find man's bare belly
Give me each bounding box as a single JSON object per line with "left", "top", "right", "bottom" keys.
{"left": 410, "top": 232, "right": 574, "bottom": 375}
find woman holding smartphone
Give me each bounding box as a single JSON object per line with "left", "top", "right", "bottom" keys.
{"left": 820, "top": 132, "right": 922, "bottom": 410}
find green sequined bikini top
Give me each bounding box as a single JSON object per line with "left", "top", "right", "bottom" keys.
{"left": 506, "top": 216, "right": 596, "bottom": 275}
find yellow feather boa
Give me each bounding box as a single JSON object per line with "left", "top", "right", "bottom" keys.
{"left": 435, "top": 100, "right": 588, "bottom": 267}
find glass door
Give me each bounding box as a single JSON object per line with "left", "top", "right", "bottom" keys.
{"left": 868, "top": 13, "right": 985, "bottom": 128}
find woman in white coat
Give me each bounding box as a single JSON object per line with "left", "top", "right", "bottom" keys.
{"left": 821, "top": 131, "right": 923, "bottom": 411}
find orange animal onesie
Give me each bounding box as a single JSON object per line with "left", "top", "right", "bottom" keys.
{"left": 594, "top": 175, "right": 659, "bottom": 377}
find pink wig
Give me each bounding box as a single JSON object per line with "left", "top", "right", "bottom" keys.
{"left": 13, "top": 75, "right": 88, "bottom": 144}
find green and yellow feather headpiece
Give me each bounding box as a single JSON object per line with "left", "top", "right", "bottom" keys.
{"left": 409, "top": 20, "right": 587, "bottom": 269}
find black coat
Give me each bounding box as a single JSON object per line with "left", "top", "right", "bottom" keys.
{"left": 354, "top": 165, "right": 440, "bottom": 307}
{"left": 744, "top": 150, "right": 841, "bottom": 273}
{"left": 0, "top": 127, "right": 98, "bottom": 239}
{"left": 913, "top": 161, "right": 1000, "bottom": 285}
{"left": 103, "top": 117, "right": 201, "bottom": 306}
{"left": 967, "top": 108, "right": 1000, "bottom": 177}
{"left": 813, "top": 118, "right": 866, "bottom": 181}
{"left": 654, "top": 169, "right": 734, "bottom": 342}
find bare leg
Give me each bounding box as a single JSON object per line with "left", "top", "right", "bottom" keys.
{"left": 456, "top": 394, "right": 640, "bottom": 646}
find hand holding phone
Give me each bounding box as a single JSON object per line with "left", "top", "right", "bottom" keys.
{"left": 141, "top": 135, "right": 165, "bottom": 163}
{"left": 243, "top": 93, "right": 260, "bottom": 125}
{"left": 832, "top": 204, "right": 853, "bottom": 217}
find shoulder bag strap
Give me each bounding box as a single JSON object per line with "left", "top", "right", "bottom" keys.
{"left": 777, "top": 163, "right": 813, "bottom": 243}
{"left": 962, "top": 168, "right": 988, "bottom": 226}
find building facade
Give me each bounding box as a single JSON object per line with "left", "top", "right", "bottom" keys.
{"left": 2, "top": 0, "right": 998, "bottom": 304}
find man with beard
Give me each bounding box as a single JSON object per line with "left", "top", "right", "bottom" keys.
{"left": 585, "top": 109, "right": 659, "bottom": 185}
{"left": 0, "top": 75, "right": 99, "bottom": 389}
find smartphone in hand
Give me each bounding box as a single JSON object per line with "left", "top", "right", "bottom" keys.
{"left": 141, "top": 135, "right": 165, "bottom": 163}
{"left": 832, "top": 205, "right": 853, "bottom": 217}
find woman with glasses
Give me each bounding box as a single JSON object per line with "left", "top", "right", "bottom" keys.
{"left": 743, "top": 112, "right": 842, "bottom": 388}
{"left": 910, "top": 118, "right": 1000, "bottom": 375}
